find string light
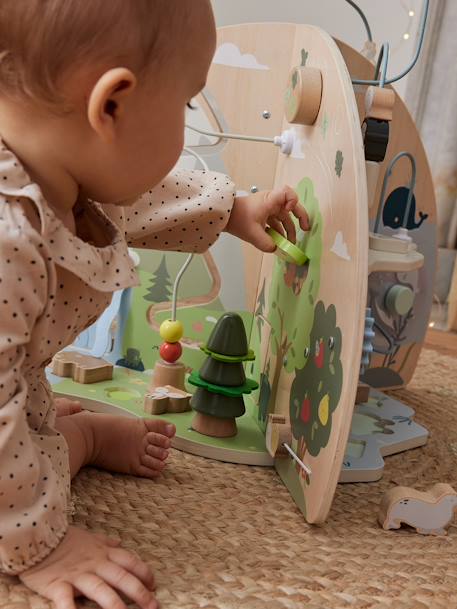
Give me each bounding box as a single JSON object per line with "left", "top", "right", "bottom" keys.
{"left": 401, "top": 3, "right": 416, "bottom": 44}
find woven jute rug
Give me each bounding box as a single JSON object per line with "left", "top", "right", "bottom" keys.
{"left": 2, "top": 348, "right": 457, "bottom": 609}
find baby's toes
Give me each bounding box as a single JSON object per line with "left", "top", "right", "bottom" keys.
{"left": 143, "top": 418, "right": 176, "bottom": 439}
{"left": 146, "top": 443, "right": 169, "bottom": 463}
{"left": 145, "top": 431, "right": 172, "bottom": 451}
{"left": 139, "top": 453, "right": 166, "bottom": 477}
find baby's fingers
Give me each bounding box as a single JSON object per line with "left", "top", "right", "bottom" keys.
{"left": 108, "top": 546, "right": 156, "bottom": 591}
{"left": 48, "top": 581, "right": 77, "bottom": 609}
{"left": 73, "top": 573, "right": 129, "bottom": 609}
{"left": 278, "top": 212, "right": 297, "bottom": 243}
{"left": 292, "top": 203, "right": 310, "bottom": 232}
{"left": 96, "top": 562, "right": 157, "bottom": 609}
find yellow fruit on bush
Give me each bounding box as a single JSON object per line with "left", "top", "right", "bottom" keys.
{"left": 318, "top": 394, "right": 329, "bottom": 426}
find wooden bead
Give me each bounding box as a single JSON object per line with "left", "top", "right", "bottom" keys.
{"left": 365, "top": 86, "right": 395, "bottom": 122}
{"left": 284, "top": 66, "right": 322, "bottom": 125}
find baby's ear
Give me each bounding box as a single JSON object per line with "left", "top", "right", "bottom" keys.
{"left": 87, "top": 67, "right": 137, "bottom": 141}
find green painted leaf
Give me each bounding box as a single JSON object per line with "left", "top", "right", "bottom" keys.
{"left": 301, "top": 49, "right": 309, "bottom": 66}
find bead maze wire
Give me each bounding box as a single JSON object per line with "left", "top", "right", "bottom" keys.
{"left": 343, "top": 0, "right": 373, "bottom": 42}
{"left": 374, "top": 151, "right": 417, "bottom": 234}
{"left": 351, "top": 0, "right": 429, "bottom": 86}
{"left": 170, "top": 146, "right": 212, "bottom": 323}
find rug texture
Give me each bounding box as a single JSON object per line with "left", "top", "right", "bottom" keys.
{"left": 1, "top": 348, "right": 457, "bottom": 609}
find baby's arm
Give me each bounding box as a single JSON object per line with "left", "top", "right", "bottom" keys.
{"left": 108, "top": 169, "right": 235, "bottom": 252}
{"left": 0, "top": 229, "right": 69, "bottom": 575}
{"left": 107, "top": 169, "right": 309, "bottom": 254}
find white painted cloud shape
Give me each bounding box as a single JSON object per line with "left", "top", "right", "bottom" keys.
{"left": 331, "top": 231, "right": 351, "bottom": 261}
{"left": 213, "top": 43, "right": 270, "bottom": 71}
{"left": 290, "top": 128, "right": 305, "bottom": 159}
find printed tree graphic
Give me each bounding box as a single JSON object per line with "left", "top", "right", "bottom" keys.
{"left": 289, "top": 302, "right": 343, "bottom": 457}
{"left": 363, "top": 271, "right": 415, "bottom": 387}
{"left": 144, "top": 255, "right": 172, "bottom": 303}
{"left": 254, "top": 178, "right": 323, "bottom": 428}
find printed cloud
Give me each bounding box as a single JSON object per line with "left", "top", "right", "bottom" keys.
{"left": 213, "top": 43, "right": 270, "bottom": 71}
{"left": 331, "top": 231, "right": 351, "bottom": 261}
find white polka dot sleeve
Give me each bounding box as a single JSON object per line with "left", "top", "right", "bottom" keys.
{"left": 0, "top": 230, "right": 68, "bottom": 575}
{"left": 120, "top": 169, "right": 235, "bottom": 252}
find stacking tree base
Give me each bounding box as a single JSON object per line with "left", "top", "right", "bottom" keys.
{"left": 192, "top": 412, "right": 238, "bottom": 438}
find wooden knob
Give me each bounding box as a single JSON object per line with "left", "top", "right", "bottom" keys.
{"left": 284, "top": 66, "right": 322, "bottom": 125}
{"left": 266, "top": 414, "right": 292, "bottom": 458}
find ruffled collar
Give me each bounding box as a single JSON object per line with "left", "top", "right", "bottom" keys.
{"left": 0, "top": 141, "right": 139, "bottom": 292}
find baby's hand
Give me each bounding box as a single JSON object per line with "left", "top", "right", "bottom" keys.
{"left": 54, "top": 397, "right": 83, "bottom": 417}
{"left": 225, "top": 185, "right": 310, "bottom": 252}
{"left": 20, "top": 526, "right": 158, "bottom": 609}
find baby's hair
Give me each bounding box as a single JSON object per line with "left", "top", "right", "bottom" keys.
{"left": 0, "top": 0, "right": 193, "bottom": 111}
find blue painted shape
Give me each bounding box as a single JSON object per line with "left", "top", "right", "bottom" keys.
{"left": 383, "top": 186, "right": 428, "bottom": 230}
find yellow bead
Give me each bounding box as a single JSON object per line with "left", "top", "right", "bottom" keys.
{"left": 159, "top": 319, "right": 184, "bottom": 342}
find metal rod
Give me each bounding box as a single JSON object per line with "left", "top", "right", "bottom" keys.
{"left": 282, "top": 443, "right": 312, "bottom": 476}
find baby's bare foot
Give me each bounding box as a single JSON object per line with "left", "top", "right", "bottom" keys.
{"left": 72, "top": 412, "right": 176, "bottom": 479}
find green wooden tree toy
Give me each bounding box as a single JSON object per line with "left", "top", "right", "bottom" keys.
{"left": 189, "top": 313, "right": 258, "bottom": 438}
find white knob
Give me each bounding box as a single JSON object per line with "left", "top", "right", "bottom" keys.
{"left": 273, "top": 129, "right": 295, "bottom": 156}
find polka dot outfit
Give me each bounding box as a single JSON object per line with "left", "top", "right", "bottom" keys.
{"left": 0, "top": 142, "right": 235, "bottom": 575}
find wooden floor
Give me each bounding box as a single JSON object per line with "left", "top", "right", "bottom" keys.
{"left": 425, "top": 328, "right": 457, "bottom": 357}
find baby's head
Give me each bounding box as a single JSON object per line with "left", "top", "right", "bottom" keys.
{"left": 0, "top": 0, "right": 216, "bottom": 204}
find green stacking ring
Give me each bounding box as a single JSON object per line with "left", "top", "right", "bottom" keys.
{"left": 267, "top": 227, "right": 308, "bottom": 266}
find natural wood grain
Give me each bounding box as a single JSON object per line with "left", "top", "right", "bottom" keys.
{"left": 425, "top": 328, "right": 457, "bottom": 357}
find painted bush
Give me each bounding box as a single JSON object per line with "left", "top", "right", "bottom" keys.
{"left": 290, "top": 302, "right": 343, "bottom": 457}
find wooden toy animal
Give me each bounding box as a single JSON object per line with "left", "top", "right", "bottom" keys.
{"left": 379, "top": 484, "right": 457, "bottom": 535}
{"left": 52, "top": 351, "right": 113, "bottom": 384}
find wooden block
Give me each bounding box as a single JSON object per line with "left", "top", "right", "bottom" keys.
{"left": 355, "top": 382, "right": 370, "bottom": 404}
{"left": 369, "top": 232, "right": 412, "bottom": 255}
{"left": 365, "top": 86, "right": 395, "bottom": 121}
{"left": 379, "top": 483, "right": 457, "bottom": 535}
{"left": 52, "top": 351, "right": 113, "bottom": 384}
{"left": 143, "top": 385, "right": 192, "bottom": 415}
{"left": 285, "top": 66, "right": 322, "bottom": 125}
{"left": 265, "top": 414, "right": 292, "bottom": 458}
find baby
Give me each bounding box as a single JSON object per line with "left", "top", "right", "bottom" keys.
{"left": 0, "top": 1, "right": 308, "bottom": 608}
